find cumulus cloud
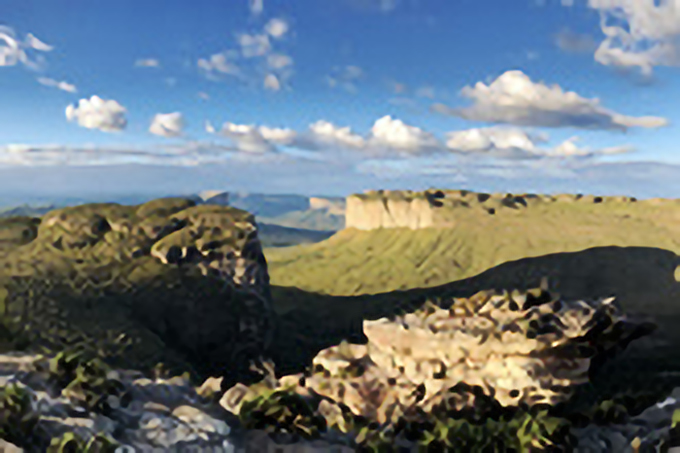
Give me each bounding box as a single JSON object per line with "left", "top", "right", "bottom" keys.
{"left": 263, "top": 73, "right": 281, "bottom": 91}
{"left": 432, "top": 70, "right": 668, "bottom": 131}
{"left": 198, "top": 92, "right": 210, "bottom": 100}
{"left": 445, "top": 126, "right": 633, "bottom": 160}
{"left": 584, "top": 0, "right": 680, "bottom": 75}
{"left": 309, "top": 121, "right": 366, "bottom": 149}
{"left": 134, "top": 58, "right": 160, "bottom": 68}
{"left": 265, "top": 18, "right": 289, "bottom": 39}
{"left": 149, "top": 112, "right": 185, "bottom": 137}
{"left": 36, "top": 77, "right": 77, "bottom": 93}
{"left": 65, "top": 96, "right": 127, "bottom": 132}
{"left": 369, "top": 115, "right": 441, "bottom": 152}
{"left": 0, "top": 26, "right": 53, "bottom": 70}
{"left": 206, "top": 121, "right": 293, "bottom": 153}
{"left": 554, "top": 28, "right": 598, "bottom": 54}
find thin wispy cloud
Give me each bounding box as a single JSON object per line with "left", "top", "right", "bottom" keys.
{"left": 65, "top": 96, "right": 127, "bottom": 133}
{"left": 249, "top": 0, "right": 264, "bottom": 16}
{"left": 432, "top": 70, "right": 668, "bottom": 131}
{"left": 327, "top": 65, "right": 365, "bottom": 93}
{"left": 554, "top": 28, "right": 598, "bottom": 54}
{"left": 134, "top": 58, "right": 160, "bottom": 68}
{"left": 36, "top": 77, "right": 77, "bottom": 93}
{"left": 197, "top": 15, "right": 294, "bottom": 91}
{"left": 346, "top": 0, "right": 400, "bottom": 13}
{"left": 0, "top": 141, "right": 263, "bottom": 167}
{"left": 197, "top": 51, "right": 242, "bottom": 80}
{"left": 0, "top": 26, "right": 53, "bottom": 71}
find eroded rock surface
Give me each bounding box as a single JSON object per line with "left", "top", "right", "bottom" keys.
{"left": 0, "top": 197, "right": 275, "bottom": 386}
{"left": 269, "top": 289, "right": 653, "bottom": 426}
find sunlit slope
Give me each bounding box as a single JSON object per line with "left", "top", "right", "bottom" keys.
{"left": 265, "top": 198, "right": 680, "bottom": 295}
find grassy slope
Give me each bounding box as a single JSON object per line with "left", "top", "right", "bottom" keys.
{"left": 257, "top": 223, "right": 335, "bottom": 247}
{"left": 264, "top": 199, "right": 680, "bottom": 296}
{"left": 258, "top": 209, "right": 345, "bottom": 232}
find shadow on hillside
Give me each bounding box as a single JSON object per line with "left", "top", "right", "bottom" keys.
{"left": 269, "top": 246, "right": 680, "bottom": 390}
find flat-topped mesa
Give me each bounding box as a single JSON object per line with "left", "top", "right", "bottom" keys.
{"left": 345, "top": 189, "right": 644, "bottom": 231}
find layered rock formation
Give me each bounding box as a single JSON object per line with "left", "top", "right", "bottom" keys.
{"left": 345, "top": 189, "right": 642, "bottom": 230}
{"left": 268, "top": 288, "right": 647, "bottom": 421}
{"left": 0, "top": 197, "right": 275, "bottom": 388}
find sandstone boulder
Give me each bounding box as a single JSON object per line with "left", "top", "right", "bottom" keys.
{"left": 270, "top": 288, "right": 651, "bottom": 429}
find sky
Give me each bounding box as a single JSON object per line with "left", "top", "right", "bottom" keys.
{"left": 2, "top": 0, "right": 680, "bottom": 202}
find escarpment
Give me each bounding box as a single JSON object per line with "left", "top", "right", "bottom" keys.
{"left": 0, "top": 197, "right": 275, "bottom": 388}
{"left": 345, "top": 189, "right": 646, "bottom": 230}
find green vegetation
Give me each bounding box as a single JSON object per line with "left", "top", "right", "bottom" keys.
{"left": 266, "top": 196, "right": 680, "bottom": 295}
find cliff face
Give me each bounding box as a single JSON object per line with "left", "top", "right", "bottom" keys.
{"left": 345, "top": 193, "right": 434, "bottom": 230}
{"left": 345, "top": 189, "right": 641, "bottom": 230}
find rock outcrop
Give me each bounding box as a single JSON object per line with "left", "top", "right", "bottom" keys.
{"left": 268, "top": 288, "right": 649, "bottom": 423}
{"left": 0, "top": 197, "right": 275, "bottom": 388}
{"left": 0, "top": 352, "right": 355, "bottom": 452}
{"left": 345, "top": 189, "right": 643, "bottom": 230}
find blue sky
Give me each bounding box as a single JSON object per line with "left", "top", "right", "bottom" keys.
{"left": 1, "top": 0, "right": 680, "bottom": 201}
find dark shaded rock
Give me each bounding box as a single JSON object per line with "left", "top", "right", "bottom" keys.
{"left": 0, "top": 198, "right": 276, "bottom": 388}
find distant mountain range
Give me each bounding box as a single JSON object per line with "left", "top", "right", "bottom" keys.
{"left": 0, "top": 191, "right": 347, "bottom": 248}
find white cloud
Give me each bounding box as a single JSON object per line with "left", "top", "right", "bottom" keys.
{"left": 238, "top": 33, "right": 271, "bottom": 58}
{"left": 198, "top": 51, "right": 241, "bottom": 77}
{"left": 445, "top": 126, "right": 633, "bottom": 160}
{"left": 134, "top": 58, "right": 160, "bottom": 68}
{"left": 263, "top": 73, "right": 281, "bottom": 91}
{"left": 65, "top": 96, "right": 127, "bottom": 133}
{"left": 0, "top": 26, "right": 53, "bottom": 70}
{"left": 433, "top": 70, "right": 668, "bottom": 131}
{"left": 309, "top": 121, "right": 366, "bottom": 148}
{"left": 249, "top": 0, "right": 264, "bottom": 15}
{"left": 207, "top": 121, "right": 286, "bottom": 153}
{"left": 0, "top": 141, "right": 262, "bottom": 167}
{"left": 259, "top": 126, "right": 297, "bottom": 145}
{"left": 36, "top": 77, "right": 77, "bottom": 93}
{"left": 265, "top": 18, "right": 289, "bottom": 39}
{"left": 267, "top": 53, "right": 293, "bottom": 69}
{"left": 369, "top": 115, "right": 441, "bottom": 152}
{"left": 198, "top": 92, "right": 210, "bottom": 100}
{"left": 585, "top": 0, "right": 680, "bottom": 75}
{"left": 149, "top": 112, "right": 185, "bottom": 137}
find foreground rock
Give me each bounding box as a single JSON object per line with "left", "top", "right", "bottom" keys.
{"left": 268, "top": 289, "right": 650, "bottom": 423}
{"left": 0, "top": 352, "right": 355, "bottom": 452}
{"left": 0, "top": 197, "right": 275, "bottom": 387}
